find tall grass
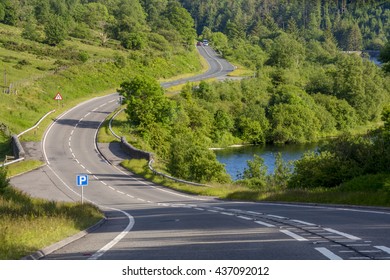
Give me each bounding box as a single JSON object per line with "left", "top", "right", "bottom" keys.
{"left": 0, "top": 185, "right": 103, "bottom": 259}
{"left": 121, "top": 159, "right": 390, "bottom": 208}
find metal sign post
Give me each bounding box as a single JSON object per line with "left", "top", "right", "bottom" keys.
{"left": 54, "top": 92, "right": 63, "bottom": 107}
{"left": 76, "top": 174, "right": 89, "bottom": 204}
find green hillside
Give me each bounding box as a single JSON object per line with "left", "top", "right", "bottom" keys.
{"left": 0, "top": 0, "right": 202, "bottom": 160}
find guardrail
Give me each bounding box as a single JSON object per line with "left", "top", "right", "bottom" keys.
{"left": 1, "top": 157, "right": 25, "bottom": 167}
{"left": 0, "top": 110, "right": 56, "bottom": 167}
{"left": 108, "top": 108, "right": 209, "bottom": 187}
{"left": 18, "top": 110, "right": 56, "bottom": 138}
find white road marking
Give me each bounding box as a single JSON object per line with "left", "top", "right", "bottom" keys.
{"left": 109, "top": 186, "right": 115, "bottom": 191}
{"left": 375, "top": 246, "right": 390, "bottom": 255}
{"left": 101, "top": 181, "right": 107, "bottom": 186}
{"left": 117, "top": 190, "right": 124, "bottom": 194}
{"left": 127, "top": 194, "right": 134, "bottom": 198}
{"left": 237, "top": 215, "right": 252, "bottom": 221}
{"left": 267, "top": 214, "right": 286, "bottom": 219}
{"left": 280, "top": 230, "right": 308, "bottom": 241}
{"left": 247, "top": 211, "right": 263, "bottom": 215}
{"left": 292, "top": 219, "right": 316, "bottom": 226}
{"left": 221, "top": 212, "right": 234, "bottom": 216}
{"left": 137, "top": 198, "right": 145, "bottom": 202}
{"left": 80, "top": 165, "right": 85, "bottom": 169}
{"left": 208, "top": 210, "right": 219, "bottom": 213}
{"left": 255, "top": 221, "right": 275, "bottom": 227}
{"left": 324, "top": 228, "right": 361, "bottom": 240}
{"left": 194, "top": 208, "right": 205, "bottom": 211}
{"left": 315, "top": 247, "right": 343, "bottom": 260}
{"left": 88, "top": 208, "right": 135, "bottom": 260}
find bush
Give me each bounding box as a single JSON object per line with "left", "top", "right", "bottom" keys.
{"left": 288, "top": 151, "right": 362, "bottom": 189}
{"left": 0, "top": 167, "right": 9, "bottom": 192}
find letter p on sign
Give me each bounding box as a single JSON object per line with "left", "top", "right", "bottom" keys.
{"left": 77, "top": 175, "right": 89, "bottom": 187}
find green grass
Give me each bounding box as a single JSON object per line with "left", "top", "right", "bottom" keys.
{"left": 121, "top": 159, "right": 248, "bottom": 198}
{"left": 0, "top": 23, "right": 202, "bottom": 138}
{"left": 6, "top": 160, "right": 45, "bottom": 178}
{"left": 0, "top": 187, "right": 103, "bottom": 259}
{"left": 121, "top": 159, "right": 390, "bottom": 208}
{"left": 0, "top": 132, "right": 11, "bottom": 162}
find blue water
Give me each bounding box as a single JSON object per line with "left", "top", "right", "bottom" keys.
{"left": 214, "top": 143, "right": 318, "bottom": 180}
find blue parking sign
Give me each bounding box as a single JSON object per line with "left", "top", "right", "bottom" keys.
{"left": 77, "top": 174, "right": 89, "bottom": 186}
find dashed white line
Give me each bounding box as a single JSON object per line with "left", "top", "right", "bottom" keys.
{"left": 101, "top": 181, "right": 107, "bottom": 186}
{"left": 109, "top": 186, "right": 115, "bottom": 191}
{"left": 237, "top": 215, "right": 252, "bottom": 221}
{"left": 194, "top": 208, "right": 205, "bottom": 211}
{"left": 247, "top": 211, "right": 263, "bottom": 215}
{"left": 292, "top": 219, "right": 316, "bottom": 226}
{"left": 280, "top": 230, "right": 308, "bottom": 241}
{"left": 117, "top": 190, "right": 124, "bottom": 194}
{"left": 208, "top": 210, "right": 219, "bottom": 213}
{"left": 254, "top": 221, "right": 276, "bottom": 228}
{"left": 80, "top": 164, "right": 86, "bottom": 169}
{"left": 375, "top": 246, "right": 390, "bottom": 255}
{"left": 221, "top": 212, "right": 234, "bottom": 216}
{"left": 127, "top": 194, "right": 134, "bottom": 198}
{"left": 267, "top": 214, "right": 286, "bottom": 219}
{"left": 324, "top": 228, "right": 361, "bottom": 240}
{"left": 137, "top": 198, "right": 145, "bottom": 202}
{"left": 315, "top": 247, "right": 343, "bottom": 260}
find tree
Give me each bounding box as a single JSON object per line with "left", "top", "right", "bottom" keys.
{"left": 379, "top": 42, "right": 390, "bottom": 72}
{"left": 269, "top": 152, "right": 291, "bottom": 189}
{"left": 168, "top": 129, "right": 230, "bottom": 183}
{"left": 44, "top": 15, "right": 68, "bottom": 46}
{"left": 1, "top": 0, "right": 19, "bottom": 26}
{"left": 118, "top": 75, "right": 174, "bottom": 129}
{"left": 237, "top": 154, "right": 268, "bottom": 190}
{"left": 267, "top": 33, "right": 305, "bottom": 69}
{"left": 165, "top": 0, "right": 196, "bottom": 47}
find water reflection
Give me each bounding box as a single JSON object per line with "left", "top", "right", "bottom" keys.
{"left": 214, "top": 143, "right": 318, "bottom": 180}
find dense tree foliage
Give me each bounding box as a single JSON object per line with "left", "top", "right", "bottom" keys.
{"left": 180, "top": 0, "right": 389, "bottom": 50}
{"left": 0, "top": 0, "right": 196, "bottom": 50}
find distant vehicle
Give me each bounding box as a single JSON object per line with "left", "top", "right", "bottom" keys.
{"left": 203, "top": 39, "right": 209, "bottom": 46}
{"left": 197, "top": 41, "right": 203, "bottom": 46}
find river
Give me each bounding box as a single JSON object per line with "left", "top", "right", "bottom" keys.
{"left": 214, "top": 143, "right": 318, "bottom": 180}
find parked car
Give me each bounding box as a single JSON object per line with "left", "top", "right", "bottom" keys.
{"left": 203, "top": 39, "right": 209, "bottom": 46}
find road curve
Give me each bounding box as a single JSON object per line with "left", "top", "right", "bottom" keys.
{"left": 11, "top": 46, "right": 390, "bottom": 260}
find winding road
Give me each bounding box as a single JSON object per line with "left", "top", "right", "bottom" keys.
{"left": 11, "top": 46, "right": 390, "bottom": 260}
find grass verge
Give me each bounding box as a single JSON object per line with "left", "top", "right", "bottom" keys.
{"left": 0, "top": 186, "right": 103, "bottom": 259}
{"left": 121, "top": 159, "right": 390, "bottom": 208}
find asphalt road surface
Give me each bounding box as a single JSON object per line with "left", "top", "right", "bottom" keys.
{"left": 11, "top": 46, "right": 390, "bottom": 260}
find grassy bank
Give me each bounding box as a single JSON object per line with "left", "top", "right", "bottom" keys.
{"left": 0, "top": 185, "right": 103, "bottom": 259}
{"left": 122, "top": 158, "right": 390, "bottom": 208}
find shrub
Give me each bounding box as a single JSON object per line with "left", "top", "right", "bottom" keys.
{"left": 0, "top": 167, "right": 9, "bottom": 193}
